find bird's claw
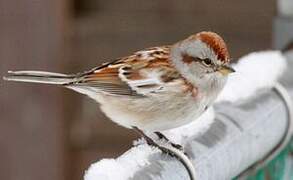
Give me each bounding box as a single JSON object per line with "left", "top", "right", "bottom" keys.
{"left": 170, "top": 143, "right": 184, "bottom": 151}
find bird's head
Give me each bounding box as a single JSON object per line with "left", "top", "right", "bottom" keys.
{"left": 170, "top": 31, "right": 234, "bottom": 86}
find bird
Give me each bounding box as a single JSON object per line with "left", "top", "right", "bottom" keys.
{"left": 4, "top": 31, "right": 234, "bottom": 149}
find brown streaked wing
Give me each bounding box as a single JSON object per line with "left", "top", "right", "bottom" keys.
{"left": 66, "top": 46, "right": 182, "bottom": 96}
{"left": 69, "top": 65, "right": 142, "bottom": 96}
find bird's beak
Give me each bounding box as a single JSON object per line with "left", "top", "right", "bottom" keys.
{"left": 218, "top": 65, "right": 235, "bottom": 76}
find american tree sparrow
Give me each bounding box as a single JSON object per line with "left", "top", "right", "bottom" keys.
{"left": 4, "top": 31, "right": 234, "bottom": 149}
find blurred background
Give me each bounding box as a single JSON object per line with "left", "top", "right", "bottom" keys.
{"left": 1, "top": 0, "right": 290, "bottom": 180}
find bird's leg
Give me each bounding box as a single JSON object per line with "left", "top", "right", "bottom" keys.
{"left": 155, "top": 131, "right": 184, "bottom": 151}
{"left": 132, "top": 127, "right": 192, "bottom": 160}
{"left": 132, "top": 127, "right": 184, "bottom": 152}
{"left": 154, "top": 131, "right": 168, "bottom": 140}
{"left": 133, "top": 127, "right": 158, "bottom": 147}
{"left": 133, "top": 127, "right": 179, "bottom": 157}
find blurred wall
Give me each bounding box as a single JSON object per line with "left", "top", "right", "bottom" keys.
{"left": 0, "top": 0, "right": 68, "bottom": 180}
{"left": 0, "top": 0, "right": 275, "bottom": 180}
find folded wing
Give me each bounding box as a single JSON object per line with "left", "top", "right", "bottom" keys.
{"left": 67, "top": 46, "right": 183, "bottom": 97}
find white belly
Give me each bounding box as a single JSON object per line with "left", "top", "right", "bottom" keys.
{"left": 98, "top": 92, "right": 210, "bottom": 132}
{"left": 68, "top": 76, "right": 226, "bottom": 132}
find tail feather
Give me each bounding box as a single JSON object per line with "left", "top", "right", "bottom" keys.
{"left": 3, "top": 70, "right": 75, "bottom": 85}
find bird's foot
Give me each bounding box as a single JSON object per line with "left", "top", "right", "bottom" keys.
{"left": 155, "top": 132, "right": 184, "bottom": 152}
{"left": 133, "top": 127, "right": 159, "bottom": 147}
{"left": 133, "top": 127, "right": 187, "bottom": 157}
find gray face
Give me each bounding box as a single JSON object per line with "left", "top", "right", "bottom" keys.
{"left": 188, "top": 57, "right": 226, "bottom": 91}
{"left": 170, "top": 38, "right": 232, "bottom": 90}
{"left": 183, "top": 54, "right": 224, "bottom": 87}
{"left": 186, "top": 55, "right": 220, "bottom": 76}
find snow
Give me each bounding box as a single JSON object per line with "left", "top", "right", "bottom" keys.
{"left": 216, "top": 51, "right": 287, "bottom": 103}
{"left": 84, "top": 50, "right": 287, "bottom": 180}
{"left": 84, "top": 145, "right": 158, "bottom": 180}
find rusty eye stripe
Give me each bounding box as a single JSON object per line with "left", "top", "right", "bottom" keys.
{"left": 182, "top": 54, "right": 213, "bottom": 66}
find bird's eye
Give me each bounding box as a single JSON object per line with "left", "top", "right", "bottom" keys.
{"left": 202, "top": 58, "right": 212, "bottom": 66}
